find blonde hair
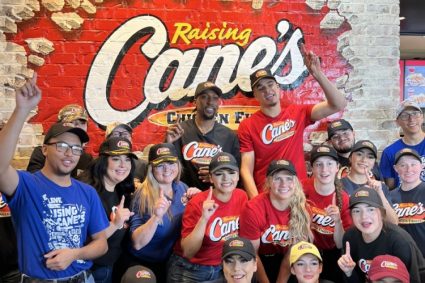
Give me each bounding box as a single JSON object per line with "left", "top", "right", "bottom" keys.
{"left": 132, "top": 161, "right": 182, "bottom": 222}
{"left": 264, "top": 174, "right": 313, "bottom": 244}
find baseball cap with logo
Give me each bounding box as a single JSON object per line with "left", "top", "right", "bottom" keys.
{"left": 43, "top": 123, "right": 89, "bottom": 144}
{"left": 250, "top": 68, "right": 276, "bottom": 89}
{"left": 99, "top": 137, "right": 138, "bottom": 159}
{"left": 349, "top": 186, "right": 384, "bottom": 209}
{"left": 121, "top": 265, "right": 156, "bottom": 283}
{"left": 194, "top": 81, "right": 223, "bottom": 98}
{"left": 350, "top": 140, "right": 377, "bottom": 159}
{"left": 327, "top": 119, "right": 353, "bottom": 140}
{"left": 105, "top": 121, "right": 133, "bottom": 138}
{"left": 57, "top": 104, "right": 88, "bottom": 123}
{"left": 395, "top": 148, "right": 422, "bottom": 164}
{"left": 209, "top": 152, "right": 239, "bottom": 174}
{"left": 289, "top": 241, "right": 322, "bottom": 266}
{"left": 148, "top": 143, "right": 178, "bottom": 166}
{"left": 310, "top": 145, "right": 339, "bottom": 164}
{"left": 369, "top": 255, "right": 409, "bottom": 283}
{"left": 396, "top": 99, "right": 422, "bottom": 119}
{"left": 222, "top": 237, "right": 256, "bottom": 261}
{"left": 267, "top": 159, "right": 297, "bottom": 176}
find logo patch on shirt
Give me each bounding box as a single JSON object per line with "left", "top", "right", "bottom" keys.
{"left": 209, "top": 216, "right": 239, "bottom": 242}
{"left": 261, "top": 120, "right": 295, "bottom": 145}
{"left": 183, "top": 141, "right": 222, "bottom": 165}
{"left": 393, "top": 202, "right": 425, "bottom": 224}
{"left": 261, "top": 224, "right": 291, "bottom": 246}
{"left": 311, "top": 207, "right": 335, "bottom": 235}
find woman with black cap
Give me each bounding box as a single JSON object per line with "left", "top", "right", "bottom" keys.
{"left": 340, "top": 140, "right": 398, "bottom": 224}
{"left": 78, "top": 137, "right": 137, "bottom": 283}
{"left": 167, "top": 152, "right": 248, "bottom": 283}
{"left": 222, "top": 237, "right": 257, "bottom": 283}
{"left": 128, "top": 143, "right": 199, "bottom": 282}
{"left": 337, "top": 186, "right": 425, "bottom": 283}
{"left": 239, "top": 159, "right": 312, "bottom": 283}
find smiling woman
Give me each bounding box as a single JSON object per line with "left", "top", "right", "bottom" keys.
{"left": 78, "top": 137, "right": 137, "bottom": 283}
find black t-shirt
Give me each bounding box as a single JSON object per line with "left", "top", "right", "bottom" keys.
{"left": 0, "top": 194, "right": 19, "bottom": 275}
{"left": 173, "top": 119, "right": 240, "bottom": 190}
{"left": 27, "top": 146, "right": 93, "bottom": 177}
{"left": 342, "top": 223, "right": 425, "bottom": 283}
{"left": 93, "top": 190, "right": 126, "bottom": 266}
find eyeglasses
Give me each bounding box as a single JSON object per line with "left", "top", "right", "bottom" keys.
{"left": 330, "top": 129, "right": 352, "bottom": 141}
{"left": 398, "top": 111, "right": 422, "bottom": 121}
{"left": 110, "top": 131, "right": 131, "bottom": 138}
{"left": 45, "top": 142, "right": 84, "bottom": 156}
{"left": 154, "top": 162, "right": 177, "bottom": 170}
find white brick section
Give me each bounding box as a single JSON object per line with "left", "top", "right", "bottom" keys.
{"left": 0, "top": 0, "right": 402, "bottom": 167}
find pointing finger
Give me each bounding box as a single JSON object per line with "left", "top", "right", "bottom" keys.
{"left": 159, "top": 188, "right": 164, "bottom": 199}
{"left": 345, "top": 241, "right": 351, "bottom": 256}
{"left": 119, "top": 196, "right": 125, "bottom": 208}
{"left": 332, "top": 192, "right": 336, "bottom": 206}
{"left": 207, "top": 187, "right": 213, "bottom": 200}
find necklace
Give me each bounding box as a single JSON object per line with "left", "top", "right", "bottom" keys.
{"left": 195, "top": 119, "right": 214, "bottom": 135}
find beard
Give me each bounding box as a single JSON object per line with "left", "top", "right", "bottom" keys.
{"left": 335, "top": 145, "right": 352, "bottom": 154}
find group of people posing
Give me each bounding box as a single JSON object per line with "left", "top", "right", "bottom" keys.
{"left": 1, "top": 48, "right": 425, "bottom": 283}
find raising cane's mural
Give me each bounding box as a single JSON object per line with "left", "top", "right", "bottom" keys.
{"left": 9, "top": 1, "right": 349, "bottom": 153}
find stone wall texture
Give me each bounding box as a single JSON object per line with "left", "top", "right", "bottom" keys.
{"left": 0, "top": 0, "right": 400, "bottom": 168}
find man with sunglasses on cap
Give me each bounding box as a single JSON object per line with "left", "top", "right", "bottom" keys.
{"left": 380, "top": 99, "right": 425, "bottom": 190}
{"left": 0, "top": 75, "right": 109, "bottom": 282}
{"left": 238, "top": 50, "right": 347, "bottom": 199}
{"left": 166, "top": 81, "right": 240, "bottom": 190}
{"left": 327, "top": 119, "right": 382, "bottom": 180}
{"left": 27, "top": 103, "right": 93, "bottom": 177}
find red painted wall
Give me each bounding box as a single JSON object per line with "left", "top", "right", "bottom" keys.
{"left": 8, "top": 0, "right": 349, "bottom": 154}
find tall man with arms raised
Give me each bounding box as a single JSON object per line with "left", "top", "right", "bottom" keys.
{"left": 238, "top": 50, "right": 347, "bottom": 199}
{"left": 0, "top": 75, "right": 108, "bottom": 281}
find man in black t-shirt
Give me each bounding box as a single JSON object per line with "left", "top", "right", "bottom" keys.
{"left": 166, "top": 81, "right": 240, "bottom": 190}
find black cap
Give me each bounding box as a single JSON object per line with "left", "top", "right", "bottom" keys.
{"left": 209, "top": 152, "right": 239, "bottom": 174}
{"left": 250, "top": 68, "right": 276, "bottom": 89}
{"left": 105, "top": 122, "right": 133, "bottom": 138}
{"left": 327, "top": 119, "right": 353, "bottom": 139}
{"left": 222, "top": 237, "right": 256, "bottom": 261}
{"left": 149, "top": 143, "right": 178, "bottom": 166}
{"left": 349, "top": 186, "right": 383, "bottom": 209}
{"left": 121, "top": 265, "right": 156, "bottom": 283}
{"left": 267, "top": 159, "right": 297, "bottom": 176}
{"left": 395, "top": 148, "right": 422, "bottom": 164}
{"left": 310, "top": 145, "right": 339, "bottom": 164}
{"left": 194, "top": 81, "right": 222, "bottom": 98}
{"left": 43, "top": 123, "right": 89, "bottom": 144}
{"left": 99, "top": 137, "right": 138, "bottom": 159}
{"left": 350, "top": 140, "right": 377, "bottom": 158}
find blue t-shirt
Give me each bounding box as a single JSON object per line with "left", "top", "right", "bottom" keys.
{"left": 8, "top": 171, "right": 109, "bottom": 279}
{"left": 380, "top": 138, "right": 425, "bottom": 187}
{"left": 390, "top": 182, "right": 425, "bottom": 257}
{"left": 129, "top": 181, "right": 188, "bottom": 262}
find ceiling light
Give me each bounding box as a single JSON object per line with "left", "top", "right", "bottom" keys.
{"left": 399, "top": 17, "right": 406, "bottom": 20}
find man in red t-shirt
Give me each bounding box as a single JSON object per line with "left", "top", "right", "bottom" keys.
{"left": 238, "top": 50, "right": 347, "bottom": 199}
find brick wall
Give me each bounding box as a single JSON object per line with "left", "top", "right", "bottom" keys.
{"left": 0, "top": 0, "right": 400, "bottom": 169}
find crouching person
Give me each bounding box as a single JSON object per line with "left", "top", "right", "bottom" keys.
{"left": 0, "top": 75, "right": 108, "bottom": 281}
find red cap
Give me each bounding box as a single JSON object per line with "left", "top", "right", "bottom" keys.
{"left": 368, "top": 255, "right": 409, "bottom": 283}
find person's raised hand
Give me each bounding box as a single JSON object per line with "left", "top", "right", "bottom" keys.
{"left": 302, "top": 44, "right": 322, "bottom": 79}
{"left": 337, "top": 241, "right": 356, "bottom": 277}
{"left": 166, "top": 116, "right": 184, "bottom": 143}
{"left": 111, "top": 196, "right": 134, "bottom": 229}
{"left": 153, "top": 188, "right": 171, "bottom": 220}
{"left": 15, "top": 73, "right": 42, "bottom": 112}
{"left": 201, "top": 187, "right": 218, "bottom": 221}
